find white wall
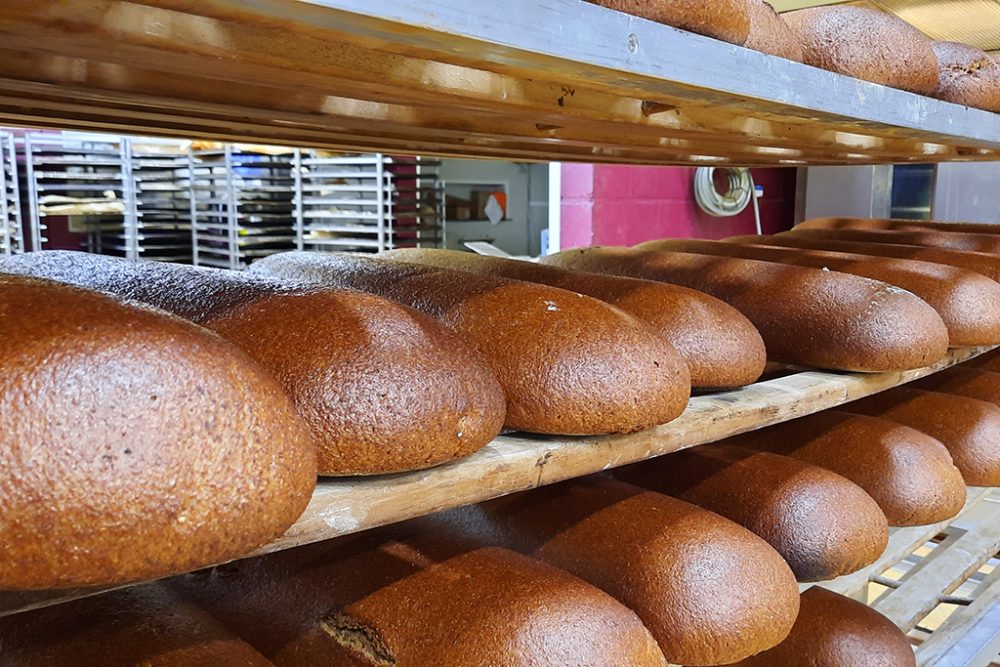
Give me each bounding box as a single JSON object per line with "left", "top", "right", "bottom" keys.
{"left": 439, "top": 159, "right": 548, "bottom": 256}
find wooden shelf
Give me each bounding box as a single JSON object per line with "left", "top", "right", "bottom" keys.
{"left": 3, "top": 0, "right": 1000, "bottom": 165}
{"left": 1, "top": 345, "right": 993, "bottom": 620}
{"left": 819, "top": 488, "right": 1000, "bottom": 666}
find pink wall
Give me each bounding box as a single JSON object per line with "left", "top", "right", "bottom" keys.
{"left": 560, "top": 164, "right": 797, "bottom": 249}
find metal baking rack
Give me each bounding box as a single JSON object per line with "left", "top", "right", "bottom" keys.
{"left": 0, "top": 130, "right": 22, "bottom": 255}
{"left": 293, "top": 152, "right": 444, "bottom": 253}
{"left": 189, "top": 145, "right": 296, "bottom": 270}
{"left": 23, "top": 131, "right": 130, "bottom": 255}
{"left": 126, "top": 140, "right": 192, "bottom": 263}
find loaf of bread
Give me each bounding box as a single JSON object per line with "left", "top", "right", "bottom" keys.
{"left": 615, "top": 445, "right": 889, "bottom": 581}
{"left": 800, "top": 216, "right": 1000, "bottom": 236}
{"left": 0, "top": 275, "right": 316, "bottom": 589}
{"left": 843, "top": 387, "right": 1000, "bottom": 486}
{"left": 783, "top": 6, "right": 939, "bottom": 94}
{"left": 792, "top": 221, "right": 1000, "bottom": 253}
{"left": 724, "top": 411, "right": 966, "bottom": 526}
{"left": 421, "top": 476, "right": 800, "bottom": 665}
{"left": 965, "top": 348, "right": 1000, "bottom": 372}
{"left": 745, "top": 0, "right": 803, "bottom": 61}
{"left": 384, "top": 248, "right": 765, "bottom": 389}
{"left": 726, "top": 586, "right": 916, "bottom": 667}
{"left": 638, "top": 238, "right": 1000, "bottom": 347}
{"left": 175, "top": 527, "right": 668, "bottom": 667}
{"left": 0, "top": 251, "right": 505, "bottom": 475}
{"left": 725, "top": 232, "right": 1000, "bottom": 283}
{"left": 910, "top": 366, "right": 1000, "bottom": 410}
{"left": 0, "top": 583, "right": 277, "bottom": 666}
{"left": 931, "top": 41, "right": 1000, "bottom": 112}
{"left": 251, "top": 251, "right": 690, "bottom": 435}
{"left": 586, "top": 0, "right": 751, "bottom": 45}
{"left": 541, "top": 246, "right": 949, "bottom": 372}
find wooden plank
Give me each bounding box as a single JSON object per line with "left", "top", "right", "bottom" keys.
{"left": 875, "top": 495, "right": 1000, "bottom": 633}
{"left": 919, "top": 562, "right": 1000, "bottom": 666}
{"left": 0, "top": 345, "right": 991, "bottom": 619}
{"left": 816, "top": 488, "right": 992, "bottom": 601}
{"left": 0, "top": 0, "right": 998, "bottom": 164}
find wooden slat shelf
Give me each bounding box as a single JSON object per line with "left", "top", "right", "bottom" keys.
{"left": 818, "top": 489, "right": 1000, "bottom": 666}
{"left": 0, "top": 345, "right": 993, "bottom": 620}
{"left": 4, "top": 0, "right": 1000, "bottom": 165}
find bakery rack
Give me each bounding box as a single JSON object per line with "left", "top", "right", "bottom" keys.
{"left": 6, "top": 0, "right": 1000, "bottom": 662}
{"left": 189, "top": 145, "right": 296, "bottom": 270}
{"left": 128, "top": 139, "right": 193, "bottom": 263}
{"left": 1, "top": 345, "right": 993, "bottom": 621}
{"left": 293, "top": 152, "right": 444, "bottom": 252}
{"left": 4, "top": 0, "right": 1000, "bottom": 164}
{"left": 0, "top": 130, "right": 22, "bottom": 255}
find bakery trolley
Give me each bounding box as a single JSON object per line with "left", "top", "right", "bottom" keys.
{"left": 4, "top": 0, "right": 1000, "bottom": 664}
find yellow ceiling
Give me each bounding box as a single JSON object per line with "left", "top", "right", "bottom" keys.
{"left": 771, "top": 0, "right": 1000, "bottom": 52}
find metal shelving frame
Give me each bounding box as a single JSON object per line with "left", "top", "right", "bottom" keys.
{"left": 189, "top": 145, "right": 296, "bottom": 270}
{"left": 293, "top": 152, "right": 444, "bottom": 252}
{"left": 0, "top": 130, "right": 23, "bottom": 255}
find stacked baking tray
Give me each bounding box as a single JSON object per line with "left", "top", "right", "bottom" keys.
{"left": 190, "top": 145, "right": 296, "bottom": 269}
{"left": 294, "top": 152, "right": 444, "bottom": 252}
{"left": 0, "top": 130, "right": 22, "bottom": 255}
{"left": 23, "top": 131, "right": 129, "bottom": 254}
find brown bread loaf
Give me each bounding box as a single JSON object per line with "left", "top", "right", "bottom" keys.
{"left": 615, "top": 445, "right": 890, "bottom": 581}
{"left": 842, "top": 386, "right": 1000, "bottom": 486}
{"left": 175, "top": 527, "right": 668, "bottom": 667}
{"left": 384, "top": 248, "right": 765, "bottom": 389}
{"left": 791, "top": 221, "right": 1000, "bottom": 253}
{"left": 0, "top": 275, "right": 316, "bottom": 589}
{"left": 0, "top": 251, "right": 505, "bottom": 475}
{"left": 931, "top": 41, "right": 1000, "bottom": 112}
{"left": 636, "top": 237, "right": 1000, "bottom": 346}
{"left": 421, "top": 477, "right": 800, "bottom": 665}
{"left": 799, "top": 216, "right": 1000, "bottom": 236}
{"left": 251, "top": 251, "right": 690, "bottom": 435}
{"left": 541, "top": 246, "right": 949, "bottom": 372}
{"left": 725, "top": 233, "right": 1000, "bottom": 282}
{"left": 585, "top": 0, "right": 751, "bottom": 45}
{"left": 0, "top": 583, "right": 277, "bottom": 666}
{"left": 965, "top": 348, "right": 1000, "bottom": 371}
{"left": 723, "top": 411, "right": 966, "bottom": 526}
{"left": 726, "top": 586, "right": 917, "bottom": 667}
{"left": 783, "top": 6, "right": 939, "bottom": 94}
{"left": 745, "top": 0, "right": 803, "bottom": 61}
{"left": 910, "top": 366, "right": 1000, "bottom": 409}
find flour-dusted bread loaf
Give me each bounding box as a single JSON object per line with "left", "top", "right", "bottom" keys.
{"left": 724, "top": 411, "right": 966, "bottom": 526}
{"left": 615, "top": 446, "right": 889, "bottom": 581}
{"left": 843, "top": 386, "right": 1000, "bottom": 486}
{"left": 783, "top": 6, "right": 939, "bottom": 94}
{"left": 745, "top": 0, "right": 803, "bottom": 61}
{"left": 175, "top": 528, "right": 668, "bottom": 667}
{"left": 0, "top": 251, "right": 505, "bottom": 475}
{"left": 421, "top": 476, "right": 800, "bottom": 666}
{"left": 725, "top": 233, "right": 1000, "bottom": 282}
{"left": 586, "top": 0, "right": 752, "bottom": 45}
{"left": 251, "top": 251, "right": 690, "bottom": 435}
{"left": 932, "top": 41, "right": 1000, "bottom": 112}
{"left": 636, "top": 238, "right": 1000, "bottom": 346}
{"left": 726, "top": 587, "right": 916, "bottom": 667}
{"left": 910, "top": 366, "right": 1000, "bottom": 409}
{"left": 0, "top": 583, "right": 276, "bottom": 666}
{"left": 0, "top": 275, "right": 316, "bottom": 589}
{"left": 791, "top": 220, "right": 1000, "bottom": 253}
{"left": 384, "top": 248, "right": 765, "bottom": 389}
{"left": 541, "top": 246, "right": 948, "bottom": 372}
